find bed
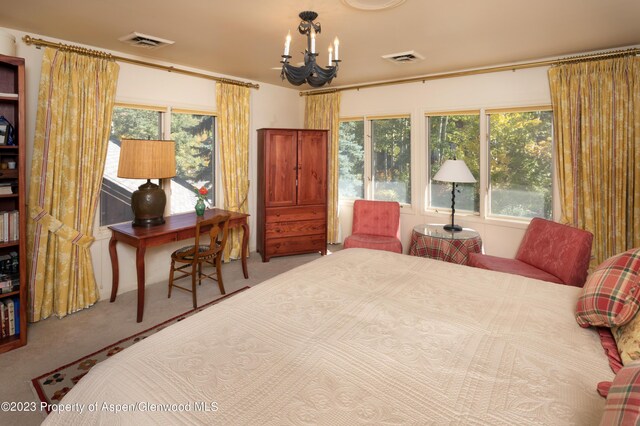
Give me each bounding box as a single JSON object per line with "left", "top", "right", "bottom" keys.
{"left": 43, "top": 248, "right": 613, "bottom": 425}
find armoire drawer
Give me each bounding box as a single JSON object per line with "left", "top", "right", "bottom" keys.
{"left": 265, "top": 220, "right": 326, "bottom": 238}
{"left": 265, "top": 205, "right": 326, "bottom": 223}
{"left": 265, "top": 234, "right": 326, "bottom": 256}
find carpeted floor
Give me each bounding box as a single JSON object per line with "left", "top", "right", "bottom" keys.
{"left": 0, "top": 249, "right": 330, "bottom": 426}
{"left": 32, "top": 286, "right": 251, "bottom": 412}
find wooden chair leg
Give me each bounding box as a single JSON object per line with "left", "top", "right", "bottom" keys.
{"left": 215, "top": 255, "right": 225, "bottom": 295}
{"left": 191, "top": 263, "right": 198, "bottom": 308}
{"left": 198, "top": 262, "right": 203, "bottom": 286}
{"left": 168, "top": 259, "right": 175, "bottom": 298}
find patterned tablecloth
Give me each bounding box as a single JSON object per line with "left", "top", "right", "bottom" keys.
{"left": 409, "top": 224, "right": 482, "bottom": 265}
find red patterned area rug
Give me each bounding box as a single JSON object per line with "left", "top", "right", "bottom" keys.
{"left": 32, "top": 286, "right": 250, "bottom": 412}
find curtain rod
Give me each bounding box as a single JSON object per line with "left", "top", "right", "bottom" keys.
{"left": 23, "top": 35, "right": 260, "bottom": 90}
{"left": 300, "top": 47, "right": 640, "bottom": 96}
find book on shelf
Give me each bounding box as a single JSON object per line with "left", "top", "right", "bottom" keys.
{"left": 0, "top": 301, "right": 4, "bottom": 338}
{"left": 5, "top": 298, "right": 14, "bottom": 336}
{"left": 0, "top": 298, "right": 19, "bottom": 338}
{"left": 14, "top": 297, "right": 19, "bottom": 335}
{"left": 0, "top": 210, "right": 18, "bottom": 242}
{"left": 0, "top": 183, "right": 12, "bottom": 195}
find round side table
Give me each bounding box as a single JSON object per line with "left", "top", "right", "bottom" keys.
{"left": 409, "top": 224, "right": 482, "bottom": 265}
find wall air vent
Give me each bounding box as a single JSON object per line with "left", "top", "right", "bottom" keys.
{"left": 382, "top": 50, "right": 424, "bottom": 64}
{"left": 118, "top": 32, "right": 175, "bottom": 49}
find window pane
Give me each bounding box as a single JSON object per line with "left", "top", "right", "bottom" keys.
{"left": 371, "top": 117, "right": 411, "bottom": 204}
{"left": 427, "top": 114, "right": 480, "bottom": 212}
{"left": 489, "top": 111, "right": 553, "bottom": 219}
{"left": 338, "top": 120, "right": 364, "bottom": 200}
{"left": 101, "top": 107, "right": 163, "bottom": 226}
{"left": 170, "top": 114, "right": 215, "bottom": 214}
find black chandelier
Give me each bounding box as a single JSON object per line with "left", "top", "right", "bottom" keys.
{"left": 280, "top": 11, "right": 341, "bottom": 88}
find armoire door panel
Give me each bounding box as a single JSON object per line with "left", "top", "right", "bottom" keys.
{"left": 297, "top": 130, "right": 328, "bottom": 206}
{"left": 264, "top": 131, "right": 297, "bottom": 207}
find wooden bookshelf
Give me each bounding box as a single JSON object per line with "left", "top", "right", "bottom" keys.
{"left": 0, "top": 55, "right": 26, "bottom": 354}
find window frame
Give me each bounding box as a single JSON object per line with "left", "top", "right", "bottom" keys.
{"left": 99, "top": 103, "right": 167, "bottom": 229}
{"left": 338, "top": 114, "right": 413, "bottom": 208}
{"left": 424, "top": 110, "right": 481, "bottom": 216}
{"left": 168, "top": 107, "right": 218, "bottom": 216}
{"left": 97, "top": 103, "right": 220, "bottom": 233}
{"left": 485, "top": 105, "right": 555, "bottom": 222}
{"left": 419, "top": 105, "right": 555, "bottom": 225}
{"left": 338, "top": 117, "right": 366, "bottom": 202}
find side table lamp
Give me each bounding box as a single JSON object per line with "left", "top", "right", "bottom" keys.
{"left": 433, "top": 159, "right": 476, "bottom": 232}
{"left": 117, "top": 139, "right": 176, "bottom": 227}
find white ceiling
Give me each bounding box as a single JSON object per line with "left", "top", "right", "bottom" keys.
{"left": 2, "top": 0, "right": 639, "bottom": 88}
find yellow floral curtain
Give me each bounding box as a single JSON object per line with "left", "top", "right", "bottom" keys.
{"left": 304, "top": 92, "right": 341, "bottom": 243}
{"left": 26, "top": 47, "right": 119, "bottom": 321}
{"left": 549, "top": 56, "right": 640, "bottom": 266}
{"left": 216, "top": 82, "right": 250, "bottom": 261}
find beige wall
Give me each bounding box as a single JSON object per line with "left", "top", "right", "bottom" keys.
{"left": 337, "top": 66, "right": 554, "bottom": 257}
{"left": 2, "top": 27, "right": 303, "bottom": 299}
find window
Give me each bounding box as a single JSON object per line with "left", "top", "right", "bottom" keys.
{"left": 170, "top": 112, "right": 215, "bottom": 214}
{"left": 487, "top": 109, "right": 553, "bottom": 219}
{"left": 371, "top": 116, "right": 411, "bottom": 204}
{"left": 100, "top": 106, "right": 164, "bottom": 227}
{"left": 338, "top": 115, "right": 412, "bottom": 204}
{"left": 338, "top": 119, "right": 364, "bottom": 199}
{"left": 426, "top": 113, "right": 480, "bottom": 212}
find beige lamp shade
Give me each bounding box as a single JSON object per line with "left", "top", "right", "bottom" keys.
{"left": 117, "top": 139, "right": 176, "bottom": 179}
{"left": 433, "top": 159, "right": 476, "bottom": 183}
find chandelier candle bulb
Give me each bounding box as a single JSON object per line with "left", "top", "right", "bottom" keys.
{"left": 284, "top": 31, "right": 291, "bottom": 56}
{"left": 334, "top": 37, "right": 339, "bottom": 60}
{"left": 310, "top": 30, "right": 316, "bottom": 53}
{"left": 328, "top": 46, "right": 333, "bottom": 65}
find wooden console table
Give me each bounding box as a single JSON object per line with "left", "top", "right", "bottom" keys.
{"left": 109, "top": 208, "right": 250, "bottom": 322}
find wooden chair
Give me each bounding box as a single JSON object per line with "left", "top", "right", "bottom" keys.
{"left": 168, "top": 213, "right": 230, "bottom": 308}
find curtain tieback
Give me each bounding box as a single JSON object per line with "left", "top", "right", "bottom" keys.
{"left": 227, "top": 184, "right": 250, "bottom": 212}
{"left": 31, "top": 206, "right": 94, "bottom": 248}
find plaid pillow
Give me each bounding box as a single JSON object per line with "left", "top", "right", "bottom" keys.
{"left": 575, "top": 248, "right": 640, "bottom": 328}
{"left": 601, "top": 362, "right": 640, "bottom": 425}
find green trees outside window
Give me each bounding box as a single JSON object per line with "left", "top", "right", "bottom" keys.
{"left": 372, "top": 117, "right": 411, "bottom": 204}
{"left": 337, "top": 107, "right": 553, "bottom": 221}
{"left": 488, "top": 110, "right": 553, "bottom": 219}
{"left": 338, "top": 120, "right": 364, "bottom": 199}
{"left": 427, "top": 114, "right": 480, "bottom": 212}
{"left": 170, "top": 113, "right": 215, "bottom": 214}
{"left": 338, "top": 116, "right": 411, "bottom": 204}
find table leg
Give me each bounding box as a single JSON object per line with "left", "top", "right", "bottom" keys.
{"left": 109, "top": 235, "right": 119, "bottom": 302}
{"left": 241, "top": 222, "right": 249, "bottom": 279}
{"left": 136, "top": 244, "right": 147, "bottom": 323}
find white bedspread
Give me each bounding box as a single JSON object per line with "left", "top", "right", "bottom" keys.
{"left": 43, "top": 248, "right": 613, "bottom": 425}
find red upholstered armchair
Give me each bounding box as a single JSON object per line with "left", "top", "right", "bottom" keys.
{"left": 467, "top": 217, "right": 593, "bottom": 287}
{"left": 343, "top": 200, "right": 402, "bottom": 253}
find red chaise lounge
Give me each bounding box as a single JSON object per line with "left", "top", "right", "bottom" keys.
{"left": 467, "top": 217, "right": 593, "bottom": 287}
{"left": 343, "top": 199, "right": 402, "bottom": 254}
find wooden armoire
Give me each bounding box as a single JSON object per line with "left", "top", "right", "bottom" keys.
{"left": 257, "top": 128, "right": 328, "bottom": 262}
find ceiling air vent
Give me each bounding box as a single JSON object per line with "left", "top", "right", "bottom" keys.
{"left": 118, "top": 32, "right": 175, "bottom": 49}
{"left": 382, "top": 50, "right": 424, "bottom": 64}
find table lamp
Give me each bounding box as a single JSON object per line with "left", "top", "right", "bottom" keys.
{"left": 433, "top": 159, "right": 476, "bottom": 232}
{"left": 117, "top": 139, "right": 176, "bottom": 227}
